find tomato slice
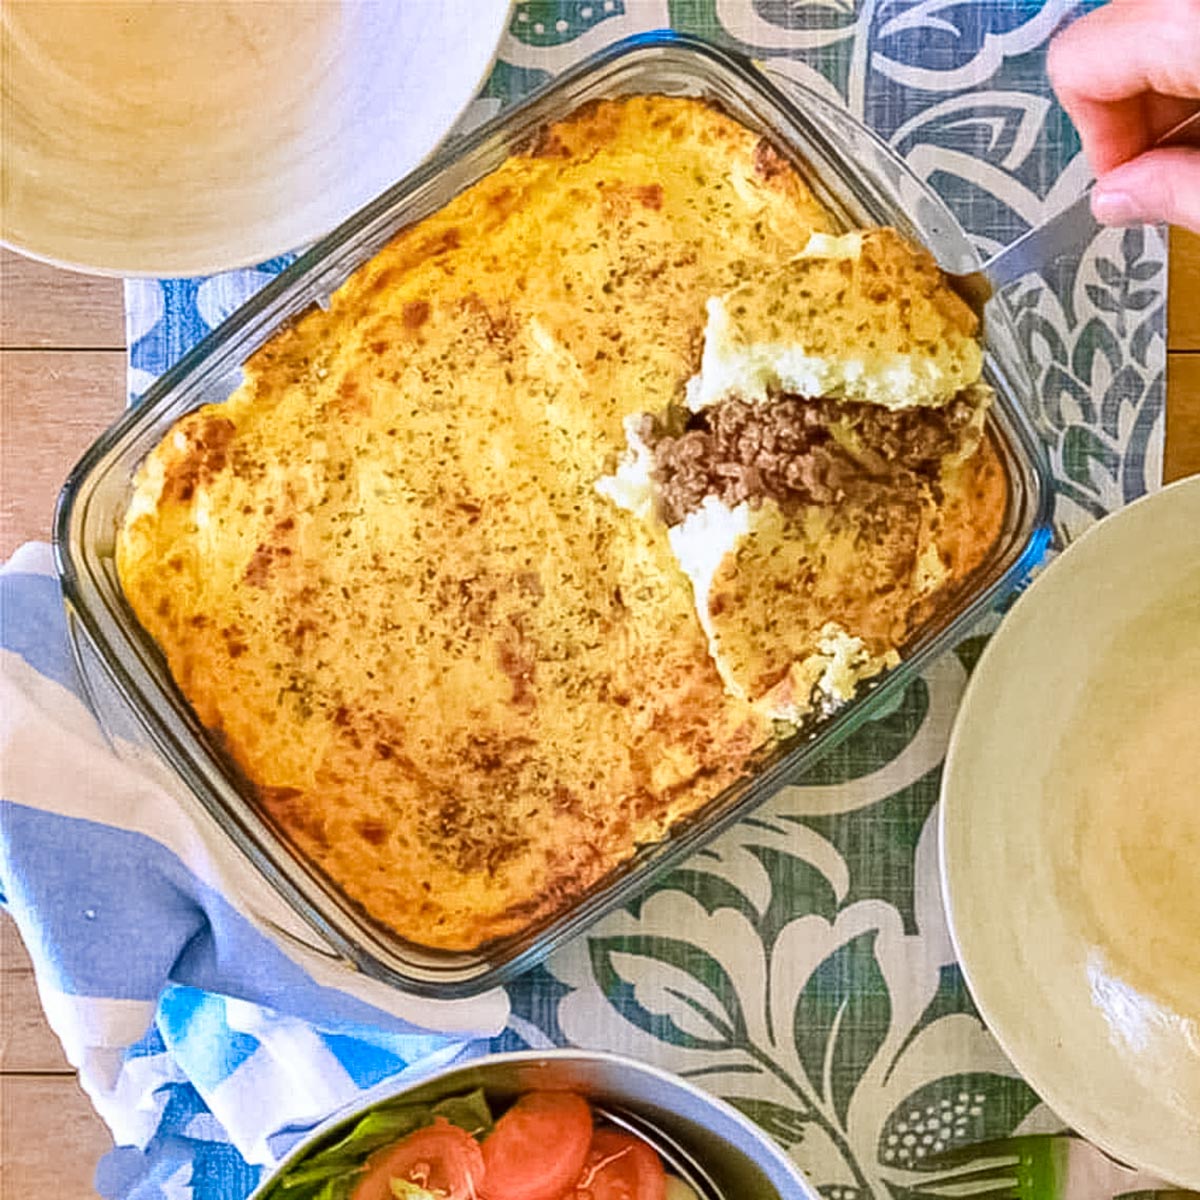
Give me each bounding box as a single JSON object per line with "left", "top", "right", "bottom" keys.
{"left": 573, "top": 1129, "right": 667, "bottom": 1200}
{"left": 480, "top": 1091, "right": 593, "bottom": 1200}
{"left": 351, "top": 1118, "right": 485, "bottom": 1200}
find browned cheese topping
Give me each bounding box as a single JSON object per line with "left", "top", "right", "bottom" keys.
{"left": 116, "top": 97, "right": 840, "bottom": 952}
{"left": 117, "top": 96, "right": 1007, "bottom": 953}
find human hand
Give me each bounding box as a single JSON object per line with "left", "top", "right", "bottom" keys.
{"left": 1048, "top": 0, "right": 1200, "bottom": 232}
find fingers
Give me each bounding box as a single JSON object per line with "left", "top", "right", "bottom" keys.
{"left": 1091, "top": 147, "right": 1200, "bottom": 232}
{"left": 1049, "top": 0, "right": 1200, "bottom": 103}
{"left": 1061, "top": 93, "right": 1199, "bottom": 177}
{"left": 1048, "top": 0, "right": 1200, "bottom": 173}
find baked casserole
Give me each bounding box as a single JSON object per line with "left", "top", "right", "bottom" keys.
{"left": 117, "top": 96, "right": 1005, "bottom": 951}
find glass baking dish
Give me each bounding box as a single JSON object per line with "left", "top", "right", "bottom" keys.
{"left": 55, "top": 31, "right": 1054, "bottom": 999}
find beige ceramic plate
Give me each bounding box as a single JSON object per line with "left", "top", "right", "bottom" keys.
{"left": 1, "top": 0, "right": 510, "bottom": 276}
{"left": 940, "top": 475, "right": 1200, "bottom": 1187}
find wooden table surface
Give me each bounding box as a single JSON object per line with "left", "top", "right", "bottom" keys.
{"left": 2, "top": 235, "right": 1199, "bottom": 1195}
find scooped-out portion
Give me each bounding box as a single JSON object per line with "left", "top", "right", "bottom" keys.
{"left": 118, "top": 93, "right": 1008, "bottom": 956}
{"left": 598, "top": 227, "right": 1007, "bottom": 723}
{"left": 686, "top": 228, "right": 984, "bottom": 412}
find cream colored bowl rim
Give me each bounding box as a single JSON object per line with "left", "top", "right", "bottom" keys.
{"left": 939, "top": 474, "right": 1200, "bottom": 1186}
{"left": 0, "top": 1, "right": 511, "bottom": 277}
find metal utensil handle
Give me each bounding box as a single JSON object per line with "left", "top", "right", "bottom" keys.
{"left": 1157, "top": 106, "right": 1200, "bottom": 149}
{"left": 982, "top": 105, "right": 1200, "bottom": 291}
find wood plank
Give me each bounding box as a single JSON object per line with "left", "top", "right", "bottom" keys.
{"left": 0, "top": 1074, "right": 111, "bottom": 1197}
{"left": 1169, "top": 226, "right": 1200, "bottom": 352}
{"left": 1, "top": 259, "right": 120, "bottom": 1190}
{"left": 0, "top": 908, "right": 31, "bottom": 975}
{"left": 1, "top": 914, "right": 74, "bottom": 1074}
{"left": 0, "top": 349, "right": 126, "bottom": 557}
{"left": 0, "top": 250, "right": 125, "bottom": 350}
{"left": 1166, "top": 352, "right": 1200, "bottom": 482}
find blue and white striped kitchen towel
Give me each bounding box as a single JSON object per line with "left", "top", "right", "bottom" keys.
{"left": 1, "top": 540, "right": 511, "bottom": 1198}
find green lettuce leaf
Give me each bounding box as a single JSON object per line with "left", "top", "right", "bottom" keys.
{"left": 427, "top": 1089, "right": 493, "bottom": 1140}
{"left": 389, "top": 1181, "right": 439, "bottom": 1200}
{"left": 266, "top": 1089, "right": 493, "bottom": 1199}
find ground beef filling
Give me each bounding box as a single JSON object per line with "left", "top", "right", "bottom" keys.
{"left": 641, "top": 392, "right": 979, "bottom": 526}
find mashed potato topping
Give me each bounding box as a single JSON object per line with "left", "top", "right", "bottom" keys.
{"left": 666, "top": 496, "right": 899, "bottom": 721}
{"left": 687, "top": 229, "right": 983, "bottom": 412}
{"left": 118, "top": 97, "right": 1004, "bottom": 953}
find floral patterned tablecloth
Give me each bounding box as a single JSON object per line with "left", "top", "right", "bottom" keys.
{"left": 123, "top": 2, "right": 1166, "bottom": 1196}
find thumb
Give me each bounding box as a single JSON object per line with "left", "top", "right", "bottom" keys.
{"left": 1091, "top": 147, "right": 1200, "bottom": 232}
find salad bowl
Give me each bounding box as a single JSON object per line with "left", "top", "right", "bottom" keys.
{"left": 252, "top": 1049, "right": 818, "bottom": 1200}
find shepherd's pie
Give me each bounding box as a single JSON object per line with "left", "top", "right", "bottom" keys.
{"left": 117, "top": 97, "right": 1006, "bottom": 950}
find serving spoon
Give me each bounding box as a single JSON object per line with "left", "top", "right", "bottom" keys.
{"left": 950, "top": 106, "right": 1200, "bottom": 311}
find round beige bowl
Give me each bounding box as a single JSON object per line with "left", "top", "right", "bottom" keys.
{"left": 0, "top": 0, "right": 510, "bottom": 275}
{"left": 251, "top": 1049, "right": 819, "bottom": 1200}
{"left": 941, "top": 475, "right": 1200, "bottom": 1187}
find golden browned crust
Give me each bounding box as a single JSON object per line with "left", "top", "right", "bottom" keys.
{"left": 117, "top": 97, "right": 831, "bottom": 951}
{"left": 117, "top": 96, "right": 1006, "bottom": 952}
{"left": 719, "top": 229, "right": 982, "bottom": 400}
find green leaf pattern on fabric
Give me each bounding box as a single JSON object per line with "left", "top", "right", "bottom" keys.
{"left": 509, "top": 0, "right": 626, "bottom": 47}
{"left": 793, "top": 931, "right": 891, "bottom": 1128}
{"left": 1011, "top": 222, "right": 1165, "bottom": 529}
{"left": 877, "top": 1073, "right": 1041, "bottom": 1169}
{"left": 590, "top": 935, "right": 750, "bottom": 1050}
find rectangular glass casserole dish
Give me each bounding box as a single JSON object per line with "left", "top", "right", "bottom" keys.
{"left": 55, "top": 31, "right": 1054, "bottom": 999}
